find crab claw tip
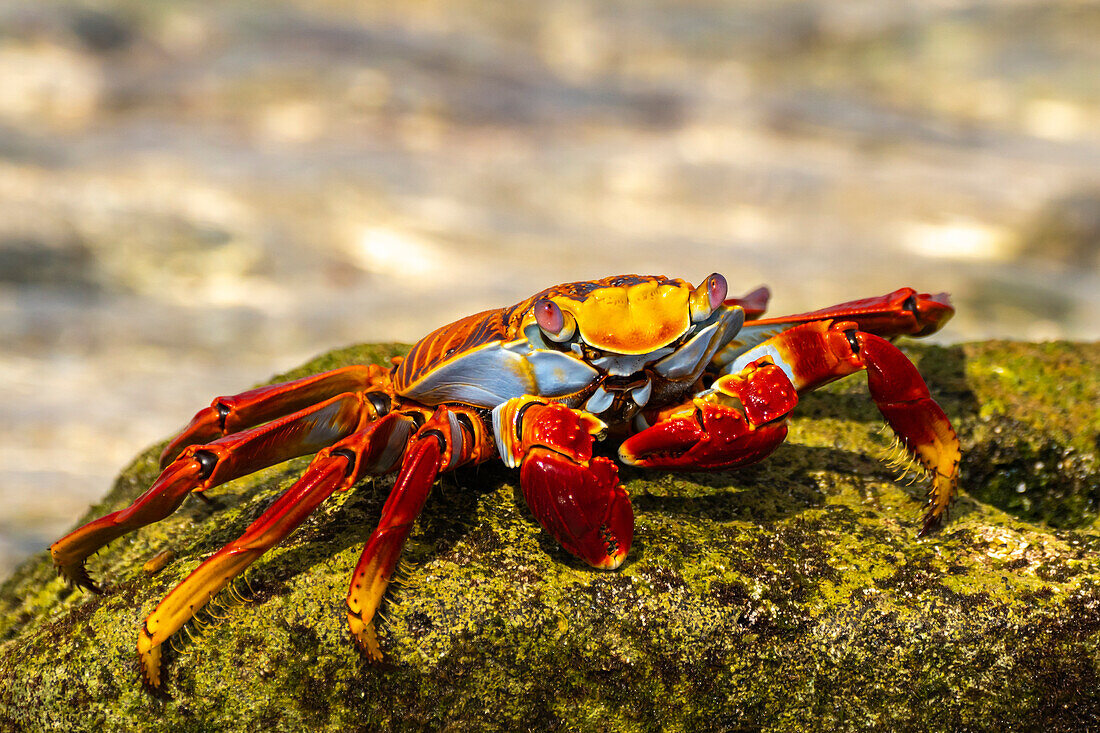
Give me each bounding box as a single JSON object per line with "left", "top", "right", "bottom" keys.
{"left": 593, "top": 543, "right": 629, "bottom": 570}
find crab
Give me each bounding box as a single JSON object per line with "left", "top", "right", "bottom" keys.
{"left": 50, "top": 274, "right": 959, "bottom": 688}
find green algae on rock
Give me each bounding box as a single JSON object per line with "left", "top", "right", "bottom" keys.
{"left": 1, "top": 341, "right": 1099, "bottom": 732}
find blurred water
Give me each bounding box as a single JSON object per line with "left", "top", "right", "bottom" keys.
{"left": 1, "top": 0, "right": 1099, "bottom": 575}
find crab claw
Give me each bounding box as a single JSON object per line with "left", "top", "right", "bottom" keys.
{"left": 620, "top": 360, "right": 796, "bottom": 470}
{"left": 499, "top": 400, "right": 632, "bottom": 568}
{"left": 522, "top": 450, "right": 633, "bottom": 569}
{"left": 620, "top": 406, "right": 789, "bottom": 471}
{"left": 856, "top": 331, "right": 960, "bottom": 533}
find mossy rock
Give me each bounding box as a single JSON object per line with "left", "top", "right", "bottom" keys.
{"left": 1, "top": 341, "right": 1098, "bottom": 732}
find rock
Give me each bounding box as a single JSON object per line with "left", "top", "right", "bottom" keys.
{"left": 1, "top": 341, "right": 1098, "bottom": 731}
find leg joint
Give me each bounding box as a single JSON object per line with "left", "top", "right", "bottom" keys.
{"left": 193, "top": 449, "right": 218, "bottom": 480}
{"left": 330, "top": 448, "right": 359, "bottom": 478}
{"left": 365, "top": 391, "right": 391, "bottom": 418}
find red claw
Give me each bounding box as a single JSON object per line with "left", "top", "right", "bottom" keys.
{"left": 712, "top": 319, "right": 960, "bottom": 532}
{"left": 620, "top": 404, "right": 789, "bottom": 471}
{"left": 620, "top": 360, "right": 796, "bottom": 470}
{"left": 521, "top": 451, "right": 632, "bottom": 568}
{"left": 505, "top": 401, "right": 632, "bottom": 568}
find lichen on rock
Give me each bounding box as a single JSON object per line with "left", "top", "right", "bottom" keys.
{"left": 1, "top": 341, "right": 1098, "bottom": 731}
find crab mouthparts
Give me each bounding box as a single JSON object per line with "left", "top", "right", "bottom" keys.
{"left": 584, "top": 376, "right": 654, "bottom": 415}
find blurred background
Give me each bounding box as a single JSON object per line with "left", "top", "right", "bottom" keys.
{"left": 2, "top": 0, "right": 1099, "bottom": 576}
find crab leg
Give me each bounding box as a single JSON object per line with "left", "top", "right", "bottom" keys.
{"left": 727, "top": 320, "right": 959, "bottom": 532}
{"left": 856, "top": 331, "right": 960, "bottom": 532}
{"left": 51, "top": 392, "right": 377, "bottom": 590}
{"left": 347, "top": 406, "right": 491, "bottom": 660}
{"left": 137, "top": 411, "right": 417, "bottom": 688}
{"left": 712, "top": 288, "right": 954, "bottom": 371}
{"left": 160, "top": 365, "right": 388, "bottom": 466}
{"left": 493, "top": 397, "right": 634, "bottom": 569}
{"left": 723, "top": 285, "right": 770, "bottom": 319}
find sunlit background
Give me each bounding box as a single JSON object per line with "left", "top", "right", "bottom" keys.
{"left": 2, "top": 0, "right": 1099, "bottom": 575}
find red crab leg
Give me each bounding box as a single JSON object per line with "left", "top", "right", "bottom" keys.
{"left": 347, "top": 406, "right": 492, "bottom": 661}
{"left": 160, "top": 365, "right": 388, "bottom": 466}
{"left": 137, "top": 411, "right": 417, "bottom": 688}
{"left": 494, "top": 397, "right": 633, "bottom": 570}
{"left": 726, "top": 320, "right": 959, "bottom": 532}
{"left": 619, "top": 357, "right": 798, "bottom": 471}
{"left": 712, "top": 288, "right": 954, "bottom": 372}
{"left": 750, "top": 287, "right": 954, "bottom": 339}
{"left": 723, "top": 285, "right": 770, "bottom": 319}
{"left": 856, "top": 330, "right": 960, "bottom": 533}
{"left": 51, "top": 392, "right": 376, "bottom": 590}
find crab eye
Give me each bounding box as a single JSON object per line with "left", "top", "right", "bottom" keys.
{"left": 534, "top": 299, "right": 576, "bottom": 342}
{"left": 690, "top": 272, "right": 728, "bottom": 323}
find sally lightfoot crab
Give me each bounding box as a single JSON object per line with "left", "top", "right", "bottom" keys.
{"left": 49, "top": 274, "right": 959, "bottom": 688}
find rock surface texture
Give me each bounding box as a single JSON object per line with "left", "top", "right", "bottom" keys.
{"left": 1, "top": 340, "right": 1098, "bottom": 732}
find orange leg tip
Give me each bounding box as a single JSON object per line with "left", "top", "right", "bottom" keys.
{"left": 50, "top": 543, "right": 102, "bottom": 593}
{"left": 348, "top": 613, "right": 383, "bottom": 662}
{"left": 917, "top": 472, "right": 957, "bottom": 536}
{"left": 138, "top": 632, "right": 164, "bottom": 689}
{"left": 142, "top": 549, "right": 175, "bottom": 575}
